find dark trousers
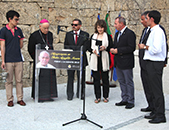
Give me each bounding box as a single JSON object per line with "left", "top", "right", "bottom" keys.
{"left": 67, "top": 69, "right": 85, "bottom": 99}
{"left": 92, "top": 70, "right": 109, "bottom": 99}
{"left": 67, "top": 70, "right": 80, "bottom": 99}
{"left": 139, "top": 59, "right": 153, "bottom": 109}
{"left": 146, "top": 60, "right": 165, "bottom": 118}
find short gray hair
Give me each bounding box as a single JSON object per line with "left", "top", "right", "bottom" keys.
{"left": 39, "top": 50, "right": 50, "bottom": 57}
{"left": 115, "top": 16, "right": 126, "bottom": 25}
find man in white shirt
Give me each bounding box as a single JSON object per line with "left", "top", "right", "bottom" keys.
{"left": 139, "top": 10, "right": 166, "bottom": 124}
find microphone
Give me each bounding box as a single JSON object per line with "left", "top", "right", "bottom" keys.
{"left": 57, "top": 25, "right": 61, "bottom": 35}
{"left": 57, "top": 25, "right": 101, "bottom": 42}
{"left": 57, "top": 25, "right": 69, "bottom": 35}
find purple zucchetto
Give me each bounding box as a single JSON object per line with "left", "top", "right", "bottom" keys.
{"left": 40, "top": 19, "right": 49, "bottom": 24}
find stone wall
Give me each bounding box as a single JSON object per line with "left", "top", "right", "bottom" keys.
{"left": 0, "top": 0, "right": 169, "bottom": 88}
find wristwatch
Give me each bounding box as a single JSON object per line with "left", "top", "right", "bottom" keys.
{"left": 144, "top": 46, "right": 146, "bottom": 49}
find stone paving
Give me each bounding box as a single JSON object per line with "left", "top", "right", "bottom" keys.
{"left": 0, "top": 83, "right": 169, "bottom": 130}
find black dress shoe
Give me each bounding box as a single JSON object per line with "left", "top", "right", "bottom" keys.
{"left": 149, "top": 117, "right": 166, "bottom": 124}
{"left": 67, "top": 97, "right": 73, "bottom": 101}
{"left": 144, "top": 112, "right": 155, "bottom": 119}
{"left": 141, "top": 107, "right": 152, "bottom": 112}
{"left": 38, "top": 100, "right": 44, "bottom": 103}
{"left": 38, "top": 98, "right": 54, "bottom": 103}
{"left": 125, "top": 103, "right": 134, "bottom": 109}
{"left": 115, "top": 101, "right": 128, "bottom": 106}
{"left": 47, "top": 98, "right": 54, "bottom": 101}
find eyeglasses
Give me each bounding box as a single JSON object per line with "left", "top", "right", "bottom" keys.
{"left": 71, "top": 24, "right": 79, "bottom": 26}
{"left": 14, "top": 18, "right": 19, "bottom": 21}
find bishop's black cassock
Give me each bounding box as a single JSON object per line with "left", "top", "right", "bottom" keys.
{"left": 28, "top": 30, "right": 58, "bottom": 101}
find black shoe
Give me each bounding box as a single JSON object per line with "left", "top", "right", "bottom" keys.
{"left": 125, "top": 103, "right": 134, "bottom": 109}
{"left": 115, "top": 101, "right": 128, "bottom": 106}
{"left": 81, "top": 96, "right": 84, "bottom": 100}
{"left": 38, "top": 98, "right": 54, "bottom": 103}
{"left": 141, "top": 107, "right": 152, "bottom": 112}
{"left": 47, "top": 98, "right": 54, "bottom": 101}
{"left": 149, "top": 117, "right": 166, "bottom": 124}
{"left": 38, "top": 100, "right": 44, "bottom": 103}
{"left": 67, "top": 97, "right": 73, "bottom": 101}
{"left": 144, "top": 112, "right": 155, "bottom": 119}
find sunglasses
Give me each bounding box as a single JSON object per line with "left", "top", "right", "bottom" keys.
{"left": 71, "top": 24, "right": 79, "bottom": 26}
{"left": 14, "top": 18, "right": 19, "bottom": 21}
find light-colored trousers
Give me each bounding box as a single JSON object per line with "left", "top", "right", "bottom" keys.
{"left": 5, "top": 62, "right": 23, "bottom": 102}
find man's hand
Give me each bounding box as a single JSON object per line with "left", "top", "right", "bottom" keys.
{"left": 138, "top": 43, "right": 145, "bottom": 49}
{"left": 110, "top": 48, "right": 118, "bottom": 54}
{"left": 1, "top": 61, "right": 6, "bottom": 70}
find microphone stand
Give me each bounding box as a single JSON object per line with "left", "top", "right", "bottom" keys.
{"left": 59, "top": 26, "right": 103, "bottom": 128}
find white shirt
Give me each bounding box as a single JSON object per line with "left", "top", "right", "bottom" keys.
{"left": 120, "top": 26, "right": 127, "bottom": 34}
{"left": 36, "top": 62, "right": 56, "bottom": 69}
{"left": 117, "top": 26, "right": 127, "bottom": 42}
{"left": 143, "top": 25, "right": 166, "bottom": 61}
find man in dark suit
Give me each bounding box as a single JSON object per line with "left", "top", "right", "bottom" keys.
{"left": 139, "top": 11, "right": 153, "bottom": 112}
{"left": 110, "top": 16, "right": 136, "bottom": 109}
{"left": 64, "top": 19, "right": 89, "bottom": 100}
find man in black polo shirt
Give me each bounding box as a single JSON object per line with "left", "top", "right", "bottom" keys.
{"left": 0, "top": 10, "right": 26, "bottom": 107}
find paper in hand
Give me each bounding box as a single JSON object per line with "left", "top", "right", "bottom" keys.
{"left": 95, "top": 45, "right": 100, "bottom": 56}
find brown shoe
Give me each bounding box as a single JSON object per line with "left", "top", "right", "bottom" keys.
{"left": 17, "top": 100, "right": 26, "bottom": 106}
{"left": 7, "top": 101, "right": 14, "bottom": 107}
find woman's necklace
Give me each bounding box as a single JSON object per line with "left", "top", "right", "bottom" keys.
{"left": 39, "top": 30, "right": 49, "bottom": 50}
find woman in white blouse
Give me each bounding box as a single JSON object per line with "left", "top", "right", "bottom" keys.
{"left": 89, "top": 19, "right": 113, "bottom": 103}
